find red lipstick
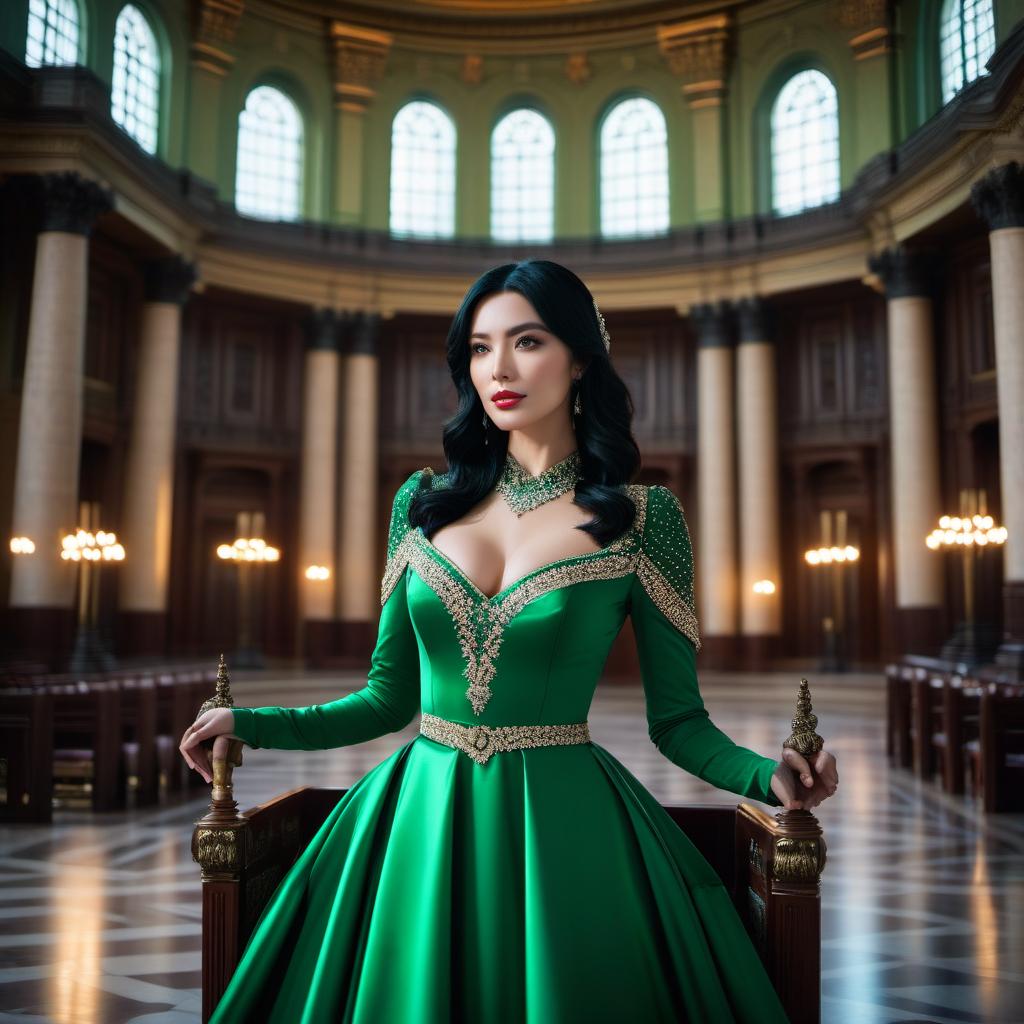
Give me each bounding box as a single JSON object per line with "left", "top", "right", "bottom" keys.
{"left": 492, "top": 389, "right": 525, "bottom": 409}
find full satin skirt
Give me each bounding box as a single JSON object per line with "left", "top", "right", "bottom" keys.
{"left": 209, "top": 736, "right": 790, "bottom": 1024}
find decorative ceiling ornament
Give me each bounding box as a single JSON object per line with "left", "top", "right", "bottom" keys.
{"left": 565, "top": 52, "right": 591, "bottom": 85}
{"left": 462, "top": 54, "right": 484, "bottom": 85}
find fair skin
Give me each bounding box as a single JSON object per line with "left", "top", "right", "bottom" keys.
{"left": 181, "top": 289, "right": 839, "bottom": 809}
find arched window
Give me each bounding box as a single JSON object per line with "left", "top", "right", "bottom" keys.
{"left": 940, "top": 0, "right": 996, "bottom": 103}
{"left": 599, "top": 97, "right": 669, "bottom": 238}
{"left": 235, "top": 85, "right": 303, "bottom": 221}
{"left": 111, "top": 5, "right": 160, "bottom": 155}
{"left": 490, "top": 108, "right": 555, "bottom": 243}
{"left": 389, "top": 100, "right": 456, "bottom": 238}
{"left": 25, "top": 0, "right": 80, "bottom": 67}
{"left": 769, "top": 69, "right": 840, "bottom": 216}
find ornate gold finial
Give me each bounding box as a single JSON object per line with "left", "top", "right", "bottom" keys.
{"left": 783, "top": 678, "right": 824, "bottom": 758}
{"left": 198, "top": 653, "right": 235, "bottom": 717}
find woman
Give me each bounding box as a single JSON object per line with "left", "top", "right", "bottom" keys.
{"left": 181, "top": 258, "right": 838, "bottom": 1023}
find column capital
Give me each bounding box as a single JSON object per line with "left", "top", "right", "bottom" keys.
{"left": 656, "top": 14, "right": 732, "bottom": 108}
{"left": 5, "top": 171, "right": 114, "bottom": 236}
{"left": 833, "top": 0, "right": 893, "bottom": 60}
{"left": 343, "top": 311, "right": 381, "bottom": 356}
{"left": 867, "top": 245, "right": 935, "bottom": 299}
{"left": 690, "top": 300, "right": 733, "bottom": 348}
{"left": 189, "top": 0, "right": 244, "bottom": 77}
{"left": 733, "top": 296, "right": 772, "bottom": 343}
{"left": 304, "top": 308, "right": 341, "bottom": 352}
{"left": 970, "top": 161, "right": 1024, "bottom": 231}
{"left": 329, "top": 22, "right": 392, "bottom": 114}
{"left": 143, "top": 255, "right": 197, "bottom": 305}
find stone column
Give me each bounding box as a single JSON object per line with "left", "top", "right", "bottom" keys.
{"left": 971, "top": 161, "right": 1024, "bottom": 674}
{"left": 328, "top": 22, "right": 391, "bottom": 226}
{"left": 336, "top": 312, "right": 381, "bottom": 654}
{"left": 118, "top": 256, "right": 196, "bottom": 655}
{"left": 187, "top": 0, "right": 243, "bottom": 183}
{"left": 868, "top": 245, "right": 944, "bottom": 655}
{"left": 734, "top": 297, "right": 781, "bottom": 668}
{"left": 299, "top": 309, "right": 341, "bottom": 665}
{"left": 7, "top": 171, "right": 113, "bottom": 667}
{"left": 658, "top": 15, "right": 732, "bottom": 222}
{"left": 692, "top": 300, "right": 737, "bottom": 667}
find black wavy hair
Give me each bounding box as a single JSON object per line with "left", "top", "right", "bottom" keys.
{"left": 408, "top": 258, "right": 642, "bottom": 548}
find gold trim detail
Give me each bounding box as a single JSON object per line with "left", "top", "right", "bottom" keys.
{"left": 420, "top": 711, "right": 591, "bottom": 765}
{"left": 635, "top": 551, "right": 702, "bottom": 652}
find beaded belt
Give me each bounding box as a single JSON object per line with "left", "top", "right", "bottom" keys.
{"left": 419, "top": 712, "right": 591, "bottom": 765}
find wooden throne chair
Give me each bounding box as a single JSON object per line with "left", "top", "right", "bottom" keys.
{"left": 192, "top": 663, "right": 828, "bottom": 1024}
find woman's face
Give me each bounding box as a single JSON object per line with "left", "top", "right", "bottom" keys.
{"left": 468, "top": 291, "right": 584, "bottom": 433}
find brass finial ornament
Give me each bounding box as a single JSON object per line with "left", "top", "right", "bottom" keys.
{"left": 198, "top": 652, "right": 234, "bottom": 718}
{"left": 195, "top": 654, "right": 244, "bottom": 805}
{"left": 783, "top": 678, "right": 824, "bottom": 760}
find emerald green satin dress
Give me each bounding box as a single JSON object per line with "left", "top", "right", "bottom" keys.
{"left": 213, "top": 471, "right": 790, "bottom": 1024}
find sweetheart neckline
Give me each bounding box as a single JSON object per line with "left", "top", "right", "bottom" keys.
{"left": 415, "top": 526, "right": 615, "bottom": 604}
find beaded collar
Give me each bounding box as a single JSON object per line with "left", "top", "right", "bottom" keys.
{"left": 495, "top": 449, "right": 583, "bottom": 517}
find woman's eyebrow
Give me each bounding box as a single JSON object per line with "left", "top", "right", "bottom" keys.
{"left": 470, "top": 321, "right": 549, "bottom": 340}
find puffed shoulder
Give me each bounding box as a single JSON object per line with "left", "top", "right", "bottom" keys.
{"left": 634, "top": 484, "right": 701, "bottom": 650}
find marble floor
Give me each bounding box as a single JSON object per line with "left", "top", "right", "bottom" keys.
{"left": 1, "top": 668, "right": 1022, "bottom": 1024}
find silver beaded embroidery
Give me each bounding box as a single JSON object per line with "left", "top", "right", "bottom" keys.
{"left": 379, "top": 471, "right": 702, "bottom": 714}
{"left": 495, "top": 449, "right": 583, "bottom": 517}
{"left": 420, "top": 711, "right": 591, "bottom": 765}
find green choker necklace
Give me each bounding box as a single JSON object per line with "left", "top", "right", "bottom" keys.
{"left": 496, "top": 449, "right": 583, "bottom": 517}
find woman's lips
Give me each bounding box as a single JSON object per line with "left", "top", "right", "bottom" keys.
{"left": 492, "top": 392, "right": 524, "bottom": 409}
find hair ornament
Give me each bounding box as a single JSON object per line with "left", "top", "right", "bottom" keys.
{"left": 592, "top": 297, "right": 611, "bottom": 352}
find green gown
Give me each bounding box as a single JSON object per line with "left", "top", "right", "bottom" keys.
{"left": 212, "top": 470, "right": 791, "bottom": 1024}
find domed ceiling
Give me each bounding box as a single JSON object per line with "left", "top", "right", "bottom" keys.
{"left": 257, "top": 0, "right": 741, "bottom": 51}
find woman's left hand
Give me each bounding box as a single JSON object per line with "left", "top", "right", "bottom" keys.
{"left": 769, "top": 746, "right": 839, "bottom": 810}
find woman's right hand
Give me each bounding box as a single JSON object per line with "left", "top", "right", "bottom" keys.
{"left": 179, "top": 708, "right": 239, "bottom": 784}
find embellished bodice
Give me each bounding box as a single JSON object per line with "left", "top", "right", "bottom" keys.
{"left": 379, "top": 468, "right": 701, "bottom": 725}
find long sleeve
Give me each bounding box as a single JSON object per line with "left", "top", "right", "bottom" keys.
{"left": 629, "top": 485, "right": 782, "bottom": 807}
{"left": 229, "top": 474, "right": 422, "bottom": 751}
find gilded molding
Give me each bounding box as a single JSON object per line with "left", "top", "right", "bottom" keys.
{"left": 833, "top": 0, "right": 887, "bottom": 31}
{"left": 190, "top": 0, "right": 245, "bottom": 76}
{"left": 657, "top": 15, "right": 732, "bottom": 108}
{"left": 329, "top": 21, "right": 393, "bottom": 113}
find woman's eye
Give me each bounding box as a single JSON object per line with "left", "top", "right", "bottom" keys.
{"left": 471, "top": 336, "right": 540, "bottom": 355}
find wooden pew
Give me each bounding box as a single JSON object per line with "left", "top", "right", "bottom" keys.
{"left": 192, "top": 785, "right": 826, "bottom": 1024}
{"left": 0, "top": 688, "right": 54, "bottom": 822}
{"left": 966, "top": 682, "right": 1024, "bottom": 812}
{"left": 51, "top": 680, "right": 123, "bottom": 811}
{"left": 935, "top": 673, "right": 981, "bottom": 796}
{"left": 885, "top": 662, "right": 913, "bottom": 769}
